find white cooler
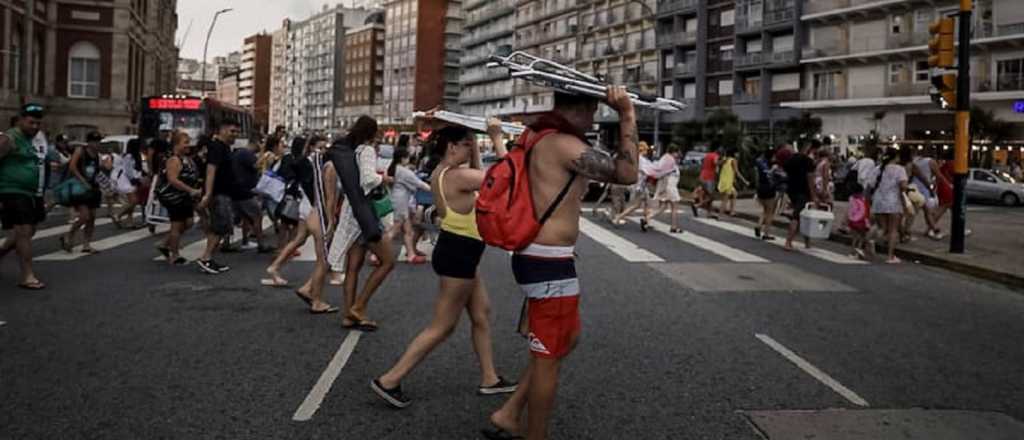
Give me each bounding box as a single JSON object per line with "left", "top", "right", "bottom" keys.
{"left": 800, "top": 204, "right": 834, "bottom": 240}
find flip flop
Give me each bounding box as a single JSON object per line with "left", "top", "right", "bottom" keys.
{"left": 354, "top": 319, "right": 378, "bottom": 332}
{"left": 481, "top": 427, "right": 524, "bottom": 440}
{"left": 309, "top": 306, "right": 339, "bottom": 315}
{"left": 156, "top": 246, "right": 171, "bottom": 259}
{"left": 293, "top": 290, "right": 313, "bottom": 306}
{"left": 80, "top": 247, "right": 98, "bottom": 254}
{"left": 18, "top": 281, "right": 45, "bottom": 290}
{"left": 261, "top": 278, "right": 289, "bottom": 288}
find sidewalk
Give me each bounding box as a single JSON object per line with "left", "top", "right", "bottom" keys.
{"left": 720, "top": 197, "right": 1024, "bottom": 289}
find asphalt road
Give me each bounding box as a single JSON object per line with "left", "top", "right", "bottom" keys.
{"left": 2, "top": 205, "right": 1023, "bottom": 439}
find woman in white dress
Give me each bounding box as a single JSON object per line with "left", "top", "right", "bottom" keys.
{"left": 871, "top": 148, "right": 908, "bottom": 264}
{"left": 326, "top": 116, "right": 396, "bottom": 332}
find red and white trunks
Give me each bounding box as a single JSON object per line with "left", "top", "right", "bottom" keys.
{"left": 512, "top": 244, "right": 580, "bottom": 360}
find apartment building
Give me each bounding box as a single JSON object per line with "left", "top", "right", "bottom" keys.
{"left": 337, "top": 12, "right": 387, "bottom": 129}
{"left": 577, "top": 0, "right": 660, "bottom": 132}
{"left": 0, "top": 0, "right": 178, "bottom": 138}
{"left": 282, "top": 6, "right": 372, "bottom": 133}
{"left": 460, "top": 0, "right": 516, "bottom": 116}
{"left": 510, "top": 0, "right": 580, "bottom": 114}
{"left": 239, "top": 34, "right": 272, "bottom": 131}
{"left": 268, "top": 21, "right": 290, "bottom": 131}
{"left": 382, "top": 0, "right": 463, "bottom": 127}
{"left": 786, "top": 0, "right": 1024, "bottom": 152}
{"left": 656, "top": 0, "right": 803, "bottom": 135}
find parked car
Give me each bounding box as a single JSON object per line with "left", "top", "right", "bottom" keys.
{"left": 966, "top": 168, "right": 1024, "bottom": 206}
{"left": 681, "top": 151, "right": 706, "bottom": 171}
{"left": 100, "top": 135, "right": 137, "bottom": 155}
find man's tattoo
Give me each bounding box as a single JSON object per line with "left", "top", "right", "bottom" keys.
{"left": 570, "top": 148, "right": 619, "bottom": 183}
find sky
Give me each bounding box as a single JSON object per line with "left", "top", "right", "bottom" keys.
{"left": 176, "top": 0, "right": 336, "bottom": 61}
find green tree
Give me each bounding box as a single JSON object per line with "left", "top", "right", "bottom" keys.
{"left": 778, "top": 112, "right": 823, "bottom": 145}
{"left": 970, "top": 107, "right": 1014, "bottom": 168}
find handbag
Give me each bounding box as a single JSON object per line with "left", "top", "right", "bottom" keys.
{"left": 278, "top": 193, "right": 301, "bottom": 222}
{"left": 54, "top": 178, "right": 89, "bottom": 206}
{"left": 254, "top": 169, "right": 287, "bottom": 203}
{"left": 368, "top": 186, "right": 393, "bottom": 219}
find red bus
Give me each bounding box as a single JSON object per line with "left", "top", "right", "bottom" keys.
{"left": 138, "top": 95, "right": 257, "bottom": 145}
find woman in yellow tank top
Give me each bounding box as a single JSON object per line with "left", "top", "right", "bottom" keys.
{"left": 373, "top": 119, "right": 518, "bottom": 407}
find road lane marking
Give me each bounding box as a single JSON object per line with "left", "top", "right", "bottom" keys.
{"left": 755, "top": 333, "right": 869, "bottom": 407}
{"left": 37, "top": 225, "right": 169, "bottom": 261}
{"left": 693, "top": 218, "right": 866, "bottom": 265}
{"left": 579, "top": 217, "right": 664, "bottom": 263}
{"left": 293, "top": 330, "right": 363, "bottom": 422}
{"left": 638, "top": 218, "right": 769, "bottom": 263}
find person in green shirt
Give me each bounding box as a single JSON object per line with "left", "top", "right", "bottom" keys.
{"left": 0, "top": 103, "right": 48, "bottom": 290}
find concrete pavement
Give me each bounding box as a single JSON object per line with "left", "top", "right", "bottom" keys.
{"left": 2, "top": 207, "right": 1024, "bottom": 439}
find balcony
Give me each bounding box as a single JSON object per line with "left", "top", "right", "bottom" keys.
{"left": 673, "top": 63, "right": 695, "bottom": 77}
{"left": 734, "top": 92, "right": 762, "bottom": 104}
{"left": 707, "top": 57, "right": 733, "bottom": 73}
{"left": 886, "top": 81, "right": 930, "bottom": 97}
{"left": 887, "top": 32, "right": 929, "bottom": 48}
{"left": 465, "top": 3, "right": 514, "bottom": 27}
{"left": 764, "top": 7, "right": 796, "bottom": 26}
{"left": 801, "top": 87, "right": 848, "bottom": 101}
{"left": 657, "top": 30, "right": 697, "bottom": 48}
{"left": 766, "top": 50, "right": 796, "bottom": 65}
{"left": 802, "top": 0, "right": 933, "bottom": 22}
{"left": 734, "top": 52, "right": 764, "bottom": 68}
{"left": 657, "top": 0, "right": 698, "bottom": 16}
{"left": 735, "top": 16, "right": 763, "bottom": 34}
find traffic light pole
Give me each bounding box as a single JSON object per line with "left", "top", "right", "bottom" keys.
{"left": 950, "top": 0, "right": 972, "bottom": 254}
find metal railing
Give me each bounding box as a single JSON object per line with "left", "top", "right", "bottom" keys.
{"left": 767, "top": 50, "right": 796, "bottom": 64}
{"left": 673, "top": 63, "right": 695, "bottom": 76}
{"left": 801, "top": 87, "right": 847, "bottom": 101}
{"left": 764, "top": 7, "right": 796, "bottom": 25}
{"left": 734, "top": 92, "right": 762, "bottom": 104}
{"left": 804, "top": 0, "right": 850, "bottom": 15}
{"left": 886, "top": 81, "right": 930, "bottom": 96}
{"left": 656, "top": 30, "right": 697, "bottom": 47}
{"left": 735, "top": 16, "right": 764, "bottom": 33}
{"left": 735, "top": 52, "right": 764, "bottom": 67}
{"left": 657, "top": 0, "right": 699, "bottom": 15}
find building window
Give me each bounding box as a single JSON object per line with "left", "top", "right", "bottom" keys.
{"left": 68, "top": 41, "right": 101, "bottom": 98}
{"left": 914, "top": 60, "right": 929, "bottom": 83}
{"left": 719, "top": 79, "right": 734, "bottom": 96}
{"left": 997, "top": 58, "right": 1024, "bottom": 91}
{"left": 721, "top": 9, "right": 735, "bottom": 27}
{"left": 888, "top": 62, "right": 905, "bottom": 84}
{"left": 890, "top": 15, "right": 903, "bottom": 34}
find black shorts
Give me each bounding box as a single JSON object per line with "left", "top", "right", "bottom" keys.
{"left": 166, "top": 201, "right": 195, "bottom": 223}
{"left": 431, "top": 230, "right": 486, "bottom": 280}
{"left": 0, "top": 194, "right": 46, "bottom": 229}
{"left": 72, "top": 190, "right": 102, "bottom": 209}
{"left": 787, "top": 192, "right": 809, "bottom": 220}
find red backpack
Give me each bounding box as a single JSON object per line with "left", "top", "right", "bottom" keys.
{"left": 476, "top": 128, "right": 577, "bottom": 251}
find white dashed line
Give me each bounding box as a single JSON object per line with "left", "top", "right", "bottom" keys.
{"left": 292, "top": 330, "right": 363, "bottom": 421}
{"left": 640, "top": 218, "right": 769, "bottom": 263}
{"left": 755, "top": 333, "right": 869, "bottom": 407}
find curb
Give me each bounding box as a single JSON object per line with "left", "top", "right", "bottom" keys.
{"left": 728, "top": 210, "right": 1024, "bottom": 291}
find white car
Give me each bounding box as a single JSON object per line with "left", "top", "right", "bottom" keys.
{"left": 966, "top": 168, "right": 1024, "bottom": 206}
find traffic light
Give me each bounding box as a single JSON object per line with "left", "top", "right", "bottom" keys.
{"left": 928, "top": 17, "right": 957, "bottom": 110}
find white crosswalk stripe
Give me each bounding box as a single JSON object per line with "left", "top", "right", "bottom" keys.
{"left": 579, "top": 217, "right": 664, "bottom": 262}
{"left": 692, "top": 217, "right": 866, "bottom": 265}
{"left": 37, "top": 225, "right": 170, "bottom": 261}
{"left": 637, "top": 218, "right": 769, "bottom": 263}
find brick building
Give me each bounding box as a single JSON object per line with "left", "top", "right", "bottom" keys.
{"left": 337, "top": 11, "right": 386, "bottom": 130}
{"left": 0, "top": 0, "right": 178, "bottom": 140}
{"left": 239, "top": 33, "right": 271, "bottom": 132}
{"left": 382, "top": 0, "right": 463, "bottom": 127}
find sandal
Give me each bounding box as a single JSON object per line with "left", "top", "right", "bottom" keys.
{"left": 18, "top": 280, "right": 46, "bottom": 290}
{"left": 309, "top": 306, "right": 340, "bottom": 315}
{"left": 80, "top": 247, "right": 98, "bottom": 254}
{"left": 260, "top": 277, "right": 289, "bottom": 288}
{"left": 481, "top": 427, "right": 524, "bottom": 440}
{"left": 156, "top": 245, "right": 171, "bottom": 259}
{"left": 293, "top": 290, "right": 313, "bottom": 306}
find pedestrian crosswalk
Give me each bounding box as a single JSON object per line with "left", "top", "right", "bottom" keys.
{"left": 692, "top": 218, "right": 866, "bottom": 265}
{"left": 639, "top": 218, "right": 768, "bottom": 263}
{"left": 37, "top": 224, "right": 170, "bottom": 261}
{"left": 579, "top": 217, "right": 665, "bottom": 263}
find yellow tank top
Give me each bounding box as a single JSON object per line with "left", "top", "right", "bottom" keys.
{"left": 438, "top": 167, "right": 482, "bottom": 240}
{"left": 718, "top": 157, "right": 736, "bottom": 192}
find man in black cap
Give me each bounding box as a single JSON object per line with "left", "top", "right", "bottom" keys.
{"left": 0, "top": 103, "right": 48, "bottom": 289}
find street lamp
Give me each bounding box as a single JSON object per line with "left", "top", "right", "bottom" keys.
{"left": 201, "top": 8, "right": 233, "bottom": 97}
{"left": 628, "top": 1, "right": 660, "bottom": 149}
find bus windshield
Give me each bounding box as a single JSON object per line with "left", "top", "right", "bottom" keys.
{"left": 158, "top": 112, "right": 206, "bottom": 140}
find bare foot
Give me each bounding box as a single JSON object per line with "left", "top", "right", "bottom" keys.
{"left": 488, "top": 412, "right": 522, "bottom": 437}
{"left": 265, "top": 267, "right": 289, "bottom": 286}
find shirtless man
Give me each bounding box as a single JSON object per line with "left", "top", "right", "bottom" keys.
{"left": 483, "top": 87, "right": 639, "bottom": 440}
